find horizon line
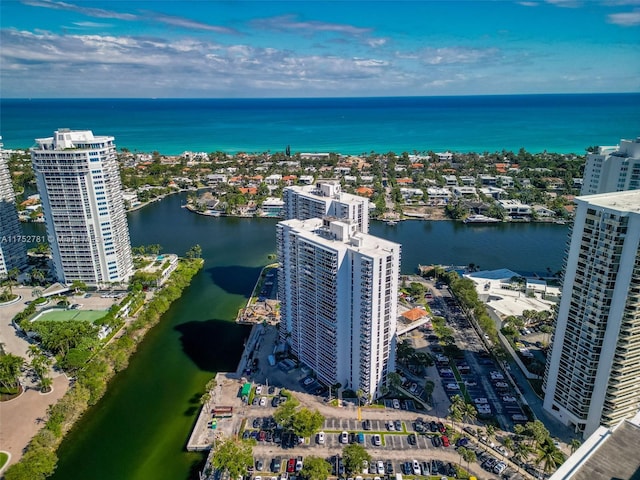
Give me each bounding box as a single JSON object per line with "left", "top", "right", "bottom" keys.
{"left": 3, "top": 91, "right": 640, "bottom": 101}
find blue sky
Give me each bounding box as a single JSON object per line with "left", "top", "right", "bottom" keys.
{"left": 1, "top": 0, "right": 639, "bottom": 97}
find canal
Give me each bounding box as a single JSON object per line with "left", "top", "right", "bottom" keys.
{"left": 22, "top": 192, "right": 568, "bottom": 479}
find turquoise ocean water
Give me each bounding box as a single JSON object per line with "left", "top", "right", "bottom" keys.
{"left": 1, "top": 94, "right": 639, "bottom": 155}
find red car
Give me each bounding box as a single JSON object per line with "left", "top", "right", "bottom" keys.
{"left": 287, "top": 458, "right": 295, "bottom": 473}
{"left": 441, "top": 435, "right": 450, "bottom": 447}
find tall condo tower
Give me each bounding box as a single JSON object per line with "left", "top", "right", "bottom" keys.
{"left": 31, "top": 129, "right": 133, "bottom": 286}
{"left": 0, "top": 138, "right": 27, "bottom": 277}
{"left": 277, "top": 217, "right": 400, "bottom": 399}
{"left": 581, "top": 137, "right": 640, "bottom": 195}
{"left": 543, "top": 190, "right": 640, "bottom": 438}
{"left": 283, "top": 181, "right": 370, "bottom": 233}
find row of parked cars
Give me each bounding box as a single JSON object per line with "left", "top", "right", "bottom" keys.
{"left": 401, "top": 458, "right": 457, "bottom": 478}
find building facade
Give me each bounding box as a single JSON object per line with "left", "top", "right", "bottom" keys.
{"left": 543, "top": 190, "right": 640, "bottom": 438}
{"left": 581, "top": 137, "right": 640, "bottom": 195}
{"left": 283, "top": 181, "right": 370, "bottom": 233}
{"left": 277, "top": 217, "right": 400, "bottom": 399}
{"left": 31, "top": 129, "right": 133, "bottom": 286}
{"left": 0, "top": 138, "right": 27, "bottom": 277}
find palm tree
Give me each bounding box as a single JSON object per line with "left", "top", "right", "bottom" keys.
{"left": 30, "top": 268, "right": 45, "bottom": 286}
{"left": 0, "top": 353, "right": 25, "bottom": 392}
{"left": 569, "top": 438, "right": 581, "bottom": 454}
{"left": 461, "top": 448, "right": 476, "bottom": 473}
{"left": 535, "top": 440, "right": 564, "bottom": 474}
{"left": 461, "top": 401, "right": 477, "bottom": 425}
{"left": 40, "top": 376, "right": 53, "bottom": 393}
{"left": 512, "top": 441, "right": 534, "bottom": 467}
{"left": 503, "top": 436, "right": 515, "bottom": 453}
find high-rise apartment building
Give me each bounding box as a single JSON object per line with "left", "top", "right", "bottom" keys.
{"left": 0, "top": 138, "right": 27, "bottom": 277}
{"left": 581, "top": 137, "right": 640, "bottom": 195}
{"left": 543, "top": 190, "right": 640, "bottom": 438}
{"left": 283, "top": 181, "right": 370, "bottom": 233}
{"left": 277, "top": 217, "right": 400, "bottom": 399}
{"left": 31, "top": 129, "right": 133, "bottom": 286}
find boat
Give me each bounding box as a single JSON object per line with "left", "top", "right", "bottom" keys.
{"left": 463, "top": 214, "right": 501, "bottom": 224}
{"left": 385, "top": 220, "right": 398, "bottom": 226}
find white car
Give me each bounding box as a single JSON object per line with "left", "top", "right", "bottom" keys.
{"left": 362, "top": 460, "right": 369, "bottom": 474}
{"left": 412, "top": 460, "right": 421, "bottom": 475}
{"left": 392, "top": 399, "right": 400, "bottom": 409}
{"left": 387, "top": 421, "right": 395, "bottom": 431}
{"left": 377, "top": 461, "right": 385, "bottom": 474}
{"left": 255, "top": 385, "right": 262, "bottom": 395}
{"left": 474, "top": 397, "right": 488, "bottom": 404}
{"left": 373, "top": 434, "right": 381, "bottom": 446}
{"left": 317, "top": 431, "right": 325, "bottom": 444}
{"left": 502, "top": 395, "right": 517, "bottom": 402}
{"left": 259, "top": 396, "right": 267, "bottom": 406}
{"left": 340, "top": 431, "right": 349, "bottom": 444}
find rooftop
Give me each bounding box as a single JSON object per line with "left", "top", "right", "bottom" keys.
{"left": 550, "top": 412, "right": 640, "bottom": 480}
{"left": 577, "top": 189, "right": 640, "bottom": 214}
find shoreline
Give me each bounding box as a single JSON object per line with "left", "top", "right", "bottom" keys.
{"left": 4, "top": 258, "right": 204, "bottom": 477}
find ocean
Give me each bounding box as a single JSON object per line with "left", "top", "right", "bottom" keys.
{"left": 1, "top": 94, "right": 639, "bottom": 155}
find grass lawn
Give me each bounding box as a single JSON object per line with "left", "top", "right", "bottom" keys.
{"left": 0, "top": 451, "right": 8, "bottom": 469}
{"left": 34, "top": 309, "right": 107, "bottom": 323}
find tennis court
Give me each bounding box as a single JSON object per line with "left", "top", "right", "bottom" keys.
{"left": 32, "top": 309, "right": 107, "bottom": 323}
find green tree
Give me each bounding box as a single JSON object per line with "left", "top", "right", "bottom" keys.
{"left": 461, "top": 401, "right": 477, "bottom": 425}
{"left": 30, "top": 268, "right": 46, "bottom": 286}
{"left": 3, "top": 267, "right": 20, "bottom": 295}
{"left": 298, "top": 456, "right": 331, "bottom": 480}
{"left": 211, "top": 438, "right": 254, "bottom": 478}
{"left": 386, "top": 371, "right": 402, "bottom": 392}
{"left": 291, "top": 408, "right": 325, "bottom": 438}
{"left": 461, "top": 447, "right": 477, "bottom": 472}
{"left": 569, "top": 438, "right": 581, "bottom": 454}
{"left": 273, "top": 401, "right": 297, "bottom": 430}
{"left": 186, "top": 244, "right": 203, "bottom": 259}
{"left": 0, "top": 353, "right": 25, "bottom": 391}
{"left": 342, "top": 443, "right": 371, "bottom": 475}
{"left": 535, "top": 439, "right": 565, "bottom": 474}
{"left": 70, "top": 280, "right": 87, "bottom": 294}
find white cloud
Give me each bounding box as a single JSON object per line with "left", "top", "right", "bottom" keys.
{"left": 21, "top": 0, "right": 137, "bottom": 20}
{"left": 607, "top": 9, "right": 640, "bottom": 25}
{"left": 252, "top": 14, "right": 371, "bottom": 36}
{"left": 418, "top": 47, "right": 500, "bottom": 65}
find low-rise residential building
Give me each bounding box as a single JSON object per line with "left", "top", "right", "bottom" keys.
{"left": 479, "top": 186, "right": 506, "bottom": 200}
{"left": 498, "top": 199, "right": 532, "bottom": 216}
{"left": 452, "top": 186, "right": 477, "bottom": 198}
{"left": 443, "top": 175, "right": 458, "bottom": 186}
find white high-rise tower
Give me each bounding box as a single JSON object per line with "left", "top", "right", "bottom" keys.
{"left": 277, "top": 216, "right": 400, "bottom": 399}
{"left": 31, "top": 129, "right": 133, "bottom": 286}
{"left": 581, "top": 137, "right": 640, "bottom": 195}
{"left": 0, "top": 138, "right": 27, "bottom": 277}
{"left": 543, "top": 190, "right": 640, "bottom": 438}
{"left": 283, "top": 181, "right": 370, "bottom": 233}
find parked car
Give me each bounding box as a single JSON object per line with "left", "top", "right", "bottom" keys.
{"left": 271, "top": 457, "right": 281, "bottom": 473}
{"left": 412, "top": 460, "right": 421, "bottom": 475}
{"left": 317, "top": 431, "right": 325, "bottom": 444}
{"left": 286, "top": 458, "right": 295, "bottom": 473}
{"left": 392, "top": 399, "right": 400, "bottom": 409}
{"left": 372, "top": 434, "right": 382, "bottom": 446}
{"left": 441, "top": 435, "right": 450, "bottom": 447}
{"left": 363, "top": 419, "right": 372, "bottom": 430}
{"left": 340, "top": 431, "right": 349, "bottom": 444}
{"left": 377, "top": 460, "right": 385, "bottom": 474}
{"left": 408, "top": 433, "right": 417, "bottom": 445}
